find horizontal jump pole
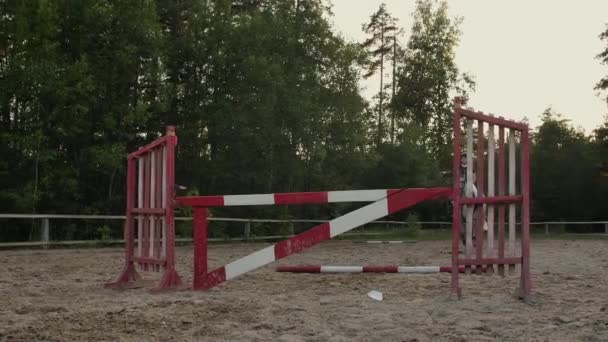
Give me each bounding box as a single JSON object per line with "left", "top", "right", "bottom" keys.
{"left": 459, "top": 108, "right": 528, "bottom": 131}
{"left": 176, "top": 188, "right": 432, "bottom": 207}
{"left": 276, "top": 265, "right": 487, "bottom": 274}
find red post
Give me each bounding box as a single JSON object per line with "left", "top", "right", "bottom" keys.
{"left": 475, "top": 119, "right": 485, "bottom": 274}
{"left": 104, "top": 156, "right": 142, "bottom": 288}
{"left": 519, "top": 129, "right": 532, "bottom": 300}
{"left": 142, "top": 153, "right": 151, "bottom": 271}
{"left": 152, "top": 127, "right": 182, "bottom": 291}
{"left": 451, "top": 97, "right": 462, "bottom": 298}
{"left": 497, "top": 126, "right": 506, "bottom": 276}
{"left": 193, "top": 207, "right": 208, "bottom": 290}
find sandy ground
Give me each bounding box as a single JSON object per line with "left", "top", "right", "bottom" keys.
{"left": 0, "top": 240, "right": 607, "bottom": 342}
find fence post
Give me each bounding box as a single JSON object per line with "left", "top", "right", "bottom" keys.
{"left": 288, "top": 220, "right": 295, "bottom": 236}
{"left": 40, "top": 218, "right": 50, "bottom": 249}
{"left": 244, "top": 220, "right": 251, "bottom": 241}
{"left": 544, "top": 223, "right": 549, "bottom": 235}
{"left": 605, "top": 223, "right": 608, "bottom": 235}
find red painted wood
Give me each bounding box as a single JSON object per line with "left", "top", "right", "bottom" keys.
{"left": 193, "top": 207, "right": 208, "bottom": 290}
{"left": 175, "top": 196, "right": 225, "bottom": 207}
{"left": 274, "top": 192, "right": 328, "bottom": 205}
{"left": 195, "top": 267, "right": 227, "bottom": 290}
{"left": 131, "top": 208, "right": 166, "bottom": 215}
{"left": 154, "top": 148, "right": 162, "bottom": 264}
{"left": 460, "top": 195, "right": 522, "bottom": 205}
{"left": 142, "top": 153, "right": 151, "bottom": 270}
{"left": 386, "top": 188, "right": 451, "bottom": 214}
{"left": 459, "top": 108, "right": 528, "bottom": 131}
{"left": 497, "top": 126, "right": 506, "bottom": 276}
{"left": 475, "top": 119, "right": 485, "bottom": 274}
{"left": 163, "top": 135, "right": 180, "bottom": 285}
{"left": 451, "top": 97, "right": 462, "bottom": 298}
{"left": 132, "top": 256, "right": 166, "bottom": 265}
{"left": 276, "top": 265, "right": 322, "bottom": 273}
{"left": 458, "top": 257, "right": 521, "bottom": 266}
{"left": 128, "top": 136, "right": 169, "bottom": 159}
{"left": 274, "top": 223, "right": 330, "bottom": 259}
{"left": 520, "top": 129, "right": 532, "bottom": 299}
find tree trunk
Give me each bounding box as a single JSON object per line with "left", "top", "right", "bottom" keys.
{"left": 378, "top": 24, "right": 385, "bottom": 146}
{"left": 391, "top": 34, "right": 397, "bottom": 144}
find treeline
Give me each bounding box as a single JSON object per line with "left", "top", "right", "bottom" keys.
{"left": 0, "top": 0, "right": 607, "bottom": 240}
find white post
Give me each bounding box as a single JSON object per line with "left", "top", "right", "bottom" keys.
{"left": 605, "top": 223, "right": 608, "bottom": 235}
{"left": 41, "top": 218, "right": 50, "bottom": 249}
{"left": 244, "top": 220, "right": 252, "bottom": 240}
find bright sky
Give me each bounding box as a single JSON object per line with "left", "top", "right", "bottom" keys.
{"left": 329, "top": 0, "right": 608, "bottom": 133}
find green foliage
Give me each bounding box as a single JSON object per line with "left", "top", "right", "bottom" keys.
{"left": 391, "top": 0, "right": 474, "bottom": 165}
{"left": 96, "top": 225, "right": 112, "bottom": 241}
{"left": 1, "top": 0, "right": 607, "bottom": 243}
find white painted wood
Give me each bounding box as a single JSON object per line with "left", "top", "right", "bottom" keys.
{"left": 329, "top": 198, "right": 389, "bottom": 237}
{"left": 321, "top": 266, "right": 363, "bottom": 273}
{"left": 465, "top": 119, "right": 474, "bottom": 259}
{"left": 137, "top": 158, "right": 144, "bottom": 258}
{"left": 224, "top": 194, "right": 275, "bottom": 206}
{"left": 327, "top": 190, "right": 387, "bottom": 202}
{"left": 508, "top": 130, "right": 516, "bottom": 257}
{"left": 398, "top": 266, "right": 440, "bottom": 273}
{"left": 224, "top": 246, "right": 275, "bottom": 280}
{"left": 487, "top": 125, "right": 495, "bottom": 256}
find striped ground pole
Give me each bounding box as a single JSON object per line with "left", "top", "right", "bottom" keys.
{"left": 275, "top": 265, "right": 486, "bottom": 274}
{"left": 353, "top": 241, "right": 417, "bottom": 244}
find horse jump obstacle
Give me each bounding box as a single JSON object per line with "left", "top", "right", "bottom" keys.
{"left": 276, "top": 265, "right": 487, "bottom": 274}
{"left": 105, "top": 97, "right": 531, "bottom": 300}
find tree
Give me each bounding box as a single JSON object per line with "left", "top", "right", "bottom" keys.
{"left": 362, "top": 3, "right": 399, "bottom": 146}
{"left": 596, "top": 24, "right": 608, "bottom": 105}
{"left": 391, "top": 0, "right": 474, "bottom": 162}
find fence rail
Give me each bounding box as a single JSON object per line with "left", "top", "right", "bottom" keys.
{"left": 1, "top": 214, "right": 607, "bottom": 248}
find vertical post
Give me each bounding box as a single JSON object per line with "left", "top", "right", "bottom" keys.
{"left": 451, "top": 97, "right": 462, "bottom": 298}
{"left": 604, "top": 223, "right": 608, "bottom": 235}
{"left": 154, "top": 125, "right": 183, "bottom": 290}
{"left": 475, "top": 119, "right": 485, "bottom": 274}
{"left": 465, "top": 119, "right": 474, "bottom": 274}
{"left": 126, "top": 157, "right": 136, "bottom": 265}
{"left": 160, "top": 147, "right": 167, "bottom": 260}
{"left": 487, "top": 123, "right": 495, "bottom": 264}
{"left": 288, "top": 221, "right": 295, "bottom": 236}
{"left": 244, "top": 220, "right": 251, "bottom": 240}
{"left": 193, "top": 207, "right": 208, "bottom": 290}
{"left": 40, "top": 218, "right": 50, "bottom": 249}
{"left": 497, "top": 126, "right": 506, "bottom": 276}
{"left": 508, "top": 130, "right": 516, "bottom": 273}
{"left": 519, "top": 128, "right": 532, "bottom": 301}
{"left": 545, "top": 223, "right": 549, "bottom": 235}
{"left": 142, "top": 153, "right": 151, "bottom": 271}
{"left": 149, "top": 151, "right": 156, "bottom": 264}
{"left": 137, "top": 158, "right": 144, "bottom": 259}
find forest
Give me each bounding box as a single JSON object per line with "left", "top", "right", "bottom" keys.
{"left": 1, "top": 0, "right": 607, "bottom": 240}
